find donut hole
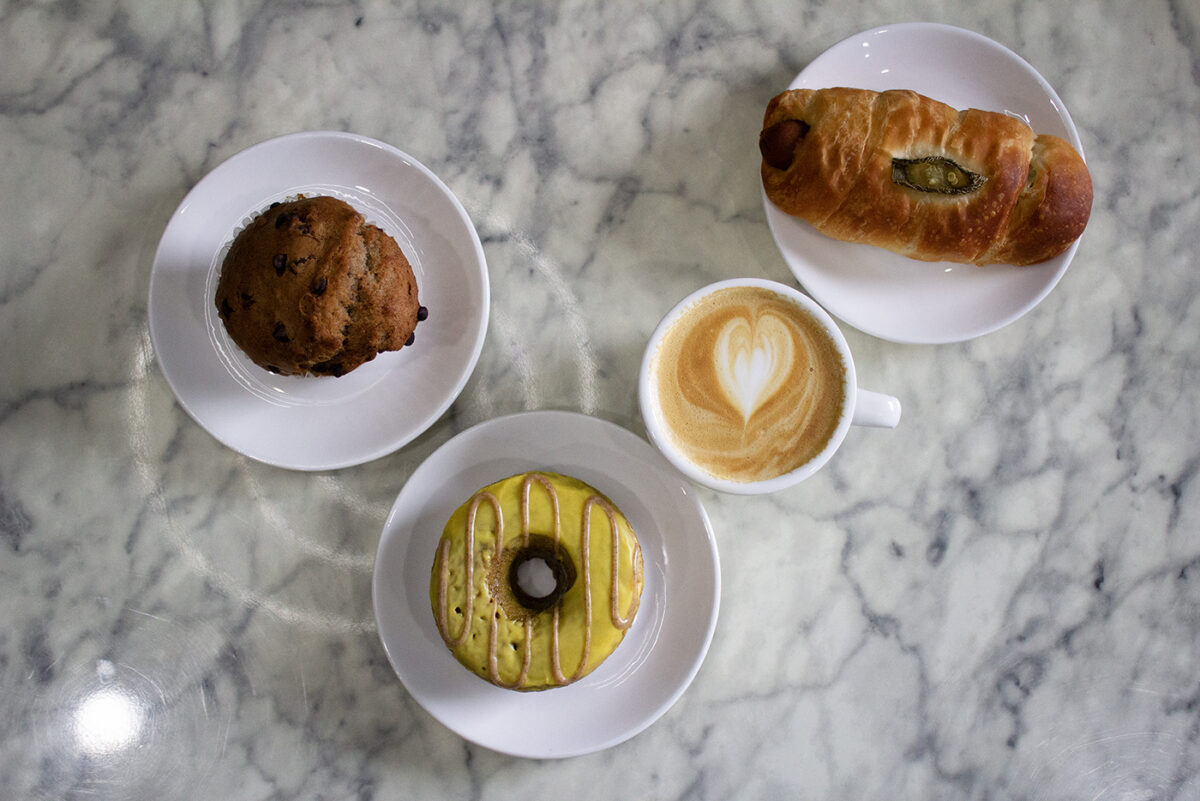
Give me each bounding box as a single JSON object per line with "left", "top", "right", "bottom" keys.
{"left": 514, "top": 556, "right": 558, "bottom": 600}
{"left": 505, "top": 537, "right": 577, "bottom": 613}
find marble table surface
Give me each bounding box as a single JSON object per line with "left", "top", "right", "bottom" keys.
{"left": 3, "top": 1, "right": 1200, "bottom": 798}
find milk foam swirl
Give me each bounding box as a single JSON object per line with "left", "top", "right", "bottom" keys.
{"left": 652, "top": 286, "right": 846, "bottom": 482}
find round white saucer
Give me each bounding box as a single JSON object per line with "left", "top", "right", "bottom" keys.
{"left": 763, "top": 23, "right": 1087, "bottom": 344}
{"left": 148, "top": 131, "right": 489, "bottom": 470}
{"left": 372, "top": 411, "right": 721, "bottom": 758}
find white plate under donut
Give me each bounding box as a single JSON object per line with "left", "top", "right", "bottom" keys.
{"left": 371, "top": 411, "right": 721, "bottom": 758}
{"left": 762, "top": 22, "right": 1088, "bottom": 344}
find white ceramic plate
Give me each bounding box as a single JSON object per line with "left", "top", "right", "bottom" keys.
{"left": 763, "top": 23, "right": 1087, "bottom": 344}
{"left": 148, "top": 131, "right": 488, "bottom": 469}
{"left": 372, "top": 411, "right": 720, "bottom": 758}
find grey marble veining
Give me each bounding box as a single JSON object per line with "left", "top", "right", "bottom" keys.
{"left": 2, "top": 0, "right": 1200, "bottom": 798}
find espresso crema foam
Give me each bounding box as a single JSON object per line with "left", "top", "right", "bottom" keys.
{"left": 653, "top": 285, "right": 847, "bottom": 482}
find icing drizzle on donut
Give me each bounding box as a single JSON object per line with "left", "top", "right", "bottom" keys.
{"left": 434, "top": 492, "right": 496, "bottom": 648}
{"left": 433, "top": 472, "right": 644, "bottom": 688}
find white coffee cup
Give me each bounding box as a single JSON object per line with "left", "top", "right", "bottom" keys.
{"left": 638, "top": 278, "right": 901, "bottom": 494}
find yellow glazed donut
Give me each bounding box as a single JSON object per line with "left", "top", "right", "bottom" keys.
{"left": 429, "top": 471, "right": 644, "bottom": 691}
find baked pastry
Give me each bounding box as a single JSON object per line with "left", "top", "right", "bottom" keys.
{"left": 430, "top": 471, "right": 644, "bottom": 691}
{"left": 214, "top": 196, "right": 425, "bottom": 376}
{"left": 759, "top": 87, "right": 1092, "bottom": 265}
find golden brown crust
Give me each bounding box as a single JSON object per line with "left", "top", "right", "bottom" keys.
{"left": 760, "top": 88, "right": 1092, "bottom": 266}
{"left": 988, "top": 134, "right": 1094, "bottom": 265}
{"left": 214, "top": 196, "right": 421, "bottom": 376}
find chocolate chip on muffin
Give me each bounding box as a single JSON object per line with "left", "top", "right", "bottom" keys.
{"left": 214, "top": 196, "right": 424, "bottom": 377}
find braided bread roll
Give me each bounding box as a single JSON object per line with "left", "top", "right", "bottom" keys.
{"left": 759, "top": 87, "right": 1092, "bottom": 266}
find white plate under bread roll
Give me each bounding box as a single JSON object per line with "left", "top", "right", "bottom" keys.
{"left": 759, "top": 87, "right": 1093, "bottom": 266}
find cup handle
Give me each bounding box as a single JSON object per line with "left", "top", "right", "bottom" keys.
{"left": 852, "top": 389, "right": 901, "bottom": 428}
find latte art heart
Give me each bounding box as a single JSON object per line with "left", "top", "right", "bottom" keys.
{"left": 651, "top": 285, "right": 846, "bottom": 483}
{"left": 715, "top": 314, "right": 794, "bottom": 422}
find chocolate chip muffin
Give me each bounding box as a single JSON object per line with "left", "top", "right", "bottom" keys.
{"left": 214, "top": 196, "right": 425, "bottom": 377}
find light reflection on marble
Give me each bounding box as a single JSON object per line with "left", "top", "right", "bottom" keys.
{"left": 2, "top": 1, "right": 1200, "bottom": 799}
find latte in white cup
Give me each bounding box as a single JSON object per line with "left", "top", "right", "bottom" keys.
{"left": 639, "top": 278, "right": 900, "bottom": 494}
